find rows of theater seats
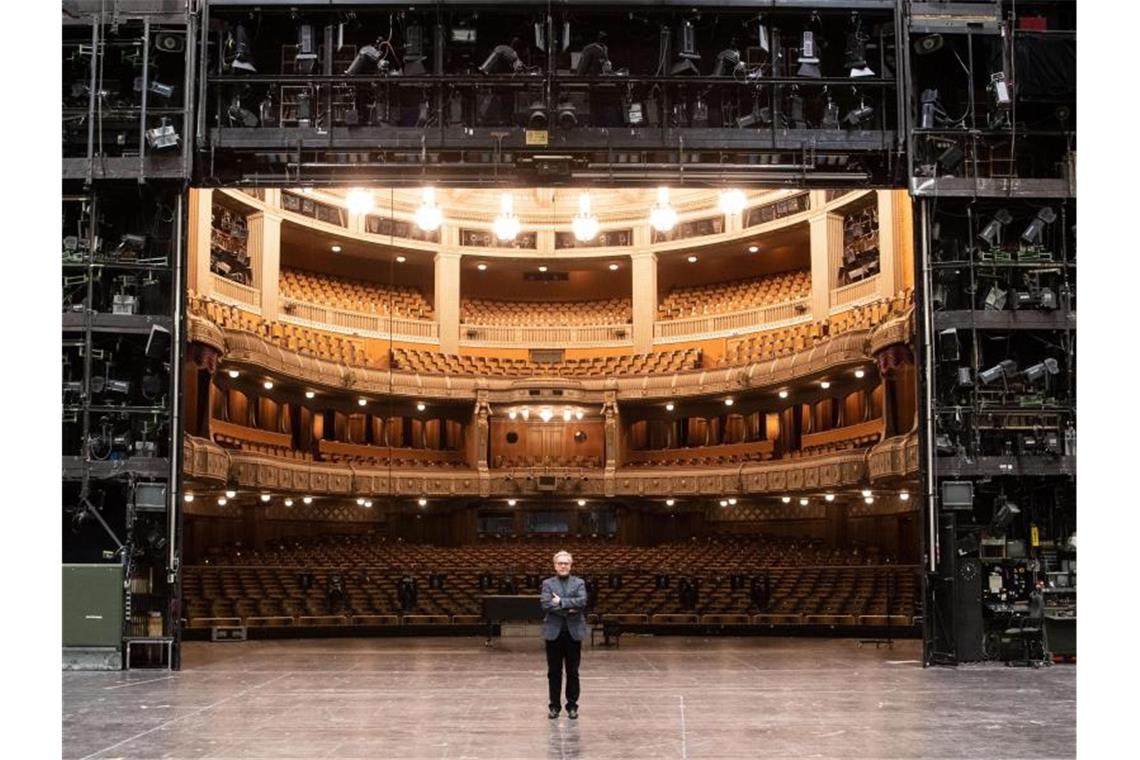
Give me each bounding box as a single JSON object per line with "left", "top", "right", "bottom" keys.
{"left": 213, "top": 432, "right": 314, "bottom": 461}
{"left": 279, "top": 267, "right": 433, "bottom": 319}
{"left": 658, "top": 270, "right": 812, "bottom": 320}
{"left": 718, "top": 289, "right": 913, "bottom": 367}
{"left": 190, "top": 294, "right": 383, "bottom": 369}
{"left": 493, "top": 454, "right": 602, "bottom": 468}
{"left": 322, "top": 451, "right": 467, "bottom": 469}
{"left": 391, "top": 347, "right": 701, "bottom": 378}
{"left": 183, "top": 535, "right": 917, "bottom": 629}
{"left": 461, "top": 297, "right": 632, "bottom": 327}
{"left": 623, "top": 449, "right": 771, "bottom": 468}
{"left": 789, "top": 431, "right": 883, "bottom": 459}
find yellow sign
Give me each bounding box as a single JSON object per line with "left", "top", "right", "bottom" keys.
{"left": 525, "top": 130, "right": 549, "bottom": 146}
{"left": 1030, "top": 525, "right": 1040, "bottom": 547}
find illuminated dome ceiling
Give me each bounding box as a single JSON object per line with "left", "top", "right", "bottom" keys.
{"left": 311, "top": 187, "right": 793, "bottom": 224}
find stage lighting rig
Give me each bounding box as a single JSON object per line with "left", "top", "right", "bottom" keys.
{"left": 479, "top": 39, "right": 525, "bottom": 75}
{"left": 227, "top": 20, "right": 257, "bottom": 73}
{"left": 1021, "top": 358, "right": 1060, "bottom": 386}
{"left": 1020, "top": 207, "right": 1058, "bottom": 248}
{"left": 577, "top": 31, "right": 611, "bottom": 76}
{"left": 977, "top": 209, "right": 1013, "bottom": 248}
{"left": 294, "top": 22, "right": 318, "bottom": 74}
{"left": 978, "top": 359, "right": 1018, "bottom": 386}
{"left": 796, "top": 29, "right": 821, "bottom": 78}
{"left": 844, "top": 13, "right": 875, "bottom": 78}
{"left": 844, "top": 94, "right": 874, "bottom": 129}
{"left": 671, "top": 20, "right": 701, "bottom": 75}
{"left": 988, "top": 72, "right": 1012, "bottom": 127}
{"left": 712, "top": 38, "right": 744, "bottom": 77}
{"left": 144, "top": 118, "right": 179, "bottom": 150}
{"left": 1011, "top": 272, "right": 1058, "bottom": 311}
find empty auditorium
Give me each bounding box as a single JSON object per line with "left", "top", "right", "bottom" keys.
{"left": 45, "top": 0, "right": 1106, "bottom": 757}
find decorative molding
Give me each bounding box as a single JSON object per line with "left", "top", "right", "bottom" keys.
{"left": 183, "top": 436, "right": 230, "bottom": 483}
{"left": 847, "top": 498, "right": 918, "bottom": 518}
{"left": 706, "top": 502, "right": 827, "bottom": 522}
{"left": 554, "top": 229, "right": 633, "bottom": 249}
{"left": 866, "top": 432, "right": 920, "bottom": 481}
{"left": 459, "top": 228, "right": 538, "bottom": 250}
{"left": 869, "top": 307, "right": 915, "bottom": 355}
{"left": 187, "top": 313, "right": 225, "bottom": 353}
{"left": 651, "top": 214, "right": 724, "bottom": 244}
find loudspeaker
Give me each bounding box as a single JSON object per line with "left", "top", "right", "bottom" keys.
{"left": 954, "top": 558, "right": 985, "bottom": 661}
{"left": 154, "top": 32, "right": 184, "bottom": 53}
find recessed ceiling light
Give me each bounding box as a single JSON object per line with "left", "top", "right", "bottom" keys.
{"left": 507, "top": 499, "right": 517, "bottom": 507}
{"left": 820, "top": 381, "right": 831, "bottom": 389}
{"left": 477, "top": 263, "right": 488, "bottom": 271}
{"left": 284, "top": 498, "right": 294, "bottom": 507}
{"left": 263, "top": 380, "right": 274, "bottom": 390}
{"left": 538, "top": 265, "right": 548, "bottom": 272}
{"left": 855, "top": 369, "right": 866, "bottom": 379}
{"left": 781, "top": 496, "right": 791, "bottom": 504}
{"left": 183, "top": 493, "right": 194, "bottom": 503}
{"left": 799, "top": 497, "right": 809, "bottom": 506}
{"left": 748, "top": 245, "right": 759, "bottom": 253}
{"left": 418, "top": 498, "right": 428, "bottom": 507}
{"left": 416, "top": 402, "right": 426, "bottom": 412}
{"left": 228, "top": 369, "right": 240, "bottom": 379}
{"left": 358, "top": 398, "right": 367, "bottom": 406}
{"left": 395, "top": 255, "right": 406, "bottom": 263}
{"left": 330, "top": 244, "right": 342, "bottom": 253}
{"left": 225, "top": 490, "right": 236, "bottom": 499}
{"left": 260, "top": 493, "right": 271, "bottom": 502}
{"left": 778, "top": 390, "right": 789, "bottom": 399}
{"left": 305, "top": 391, "right": 315, "bottom": 399}
{"left": 665, "top": 498, "right": 675, "bottom": 507}
{"left": 608, "top": 263, "right": 619, "bottom": 271}
{"left": 217, "top": 497, "right": 227, "bottom": 506}
{"left": 724, "top": 398, "right": 734, "bottom": 406}
{"left": 687, "top": 255, "right": 698, "bottom": 263}
{"left": 899, "top": 491, "right": 911, "bottom": 501}
{"left": 303, "top": 496, "right": 313, "bottom": 505}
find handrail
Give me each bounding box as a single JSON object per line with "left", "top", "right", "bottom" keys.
{"left": 210, "top": 274, "right": 261, "bottom": 309}
{"left": 280, "top": 299, "right": 438, "bottom": 342}
{"left": 801, "top": 418, "right": 884, "bottom": 450}
{"left": 654, "top": 298, "right": 812, "bottom": 341}
{"left": 459, "top": 323, "right": 633, "bottom": 348}
{"left": 830, "top": 276, "right": 881, "bottom": 311}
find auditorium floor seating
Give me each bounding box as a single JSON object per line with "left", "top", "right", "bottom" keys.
{"left": 183, "top": 535, "right": 918, "bottom": 631}
{"left": 658, "top": 270, "right": 812, "bottom": 320}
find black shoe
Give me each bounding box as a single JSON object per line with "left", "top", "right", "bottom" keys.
{"left": 548, "top": 707, "right": 560, "bottom": 719}
{"left": 567, "top": 707, "right": 578, "bottom": 720}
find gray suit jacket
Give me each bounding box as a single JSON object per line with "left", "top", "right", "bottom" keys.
{"left": 540, "top": 575, "right": 588, "bottom": 641}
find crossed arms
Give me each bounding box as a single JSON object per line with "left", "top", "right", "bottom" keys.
{"left": 541, "top": 579, "right": 587, "bottom": 617}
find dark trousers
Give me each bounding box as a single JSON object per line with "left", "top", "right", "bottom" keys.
{"left": 545, "top": 628, "right": 581, "bottom": 709}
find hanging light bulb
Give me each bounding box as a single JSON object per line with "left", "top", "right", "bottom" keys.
{"left": 572, "top": 192, "right": 600, "bottom": 242}
{"left": 493, "top": 192, "right": 521, "bottom": 241}
{"left": 414, "top": 186, "right": 443, "bottom": 232}
{"left": 649, "top": 187, "right": 678, "bottom": 232}
{"left": 345, "top": 187, "right": 374, "bottom": 215}
{"left": 718, "top": 188, "right": 746, "bottom": 216}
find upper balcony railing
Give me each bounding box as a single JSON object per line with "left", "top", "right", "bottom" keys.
{"left": 459, "top": 323, "right": 632, "bottom": 349}
{"left": 654, "top": 298, "right": 812, "bottom": 342}
{"left": 830, "top": 275, "right": 881, "bottom": 312}
{"left": 282, "top": 299, "right": 438, "bottom": 343}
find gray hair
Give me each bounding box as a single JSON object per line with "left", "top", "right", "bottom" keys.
{"left": 553, "top": 550, "right": 573, "bottom": 564}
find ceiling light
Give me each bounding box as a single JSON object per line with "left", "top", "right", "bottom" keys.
{"left": 720, "top": 499, "right": 729, "bottom": 507}
{"left": 824, "top": 493, "right": 835, "bottom": 502}
{"left": 330, "top": 244, "right": 342, "bottom": 253}
{"left": 508, "top": 410, "right": 517, "bottom": 420}
{"left": 748, "top": 245, "right": 759, "bottom": 253}
{"left": 864, "top": 495, "right": 875, "bottom": 504}
{"left": 416, "top": 402, "right": 426, "bottom": 412}
{"left": 572, "top": 192, "right": 600, "bottom": 242}
{"left": 357, "top": 497, "right": 366, "bottom": 506}
{"left": 718, "top": 188, "right": 747, "bottom": 216}
{"left": 358, "top": 398, "right": 368, "bottom": 406}
{"left": 728, "top": 498, "right": 737, "bottom": 506}
{"left": 414, "top": 187, "right": 443, "bottom": 232}
{"left": 364, "top": 500, "right": 373, "bottom": 508}
{"left": 345, "top": 188, "right": 374, "bottom": 215}
{"left": 538, "top": 265, "right": 548, "bottom": 272}
{"left": 820, "top": 381, "right": 831, "bottom": 389}
{"left": 539, "top": 408, "right": 554, "bottom": 422}
{"left": 799, "top": 497, "right": 809, "bottom": 506}
{"left": 665, "top": 402, "right": 675, "bottom": 412}
{"left": 575, "top": 410, "right": 583, "bottom": 420}
{"left": 284, "top": 498, "right": 294, "bottom": 507}
{"left": 687, "top": 255, "right": 698, "bottom": 263}
{"left": 493, "top": 192, "right": 521, "bottom": 241}
{"left": 418, "top": 498, "right": 428, "bottom": 507}
{"left": 649, "top": 187, "right": 678, "bottom": 232}
{"left": 562, "top": 408, "right": 573, "bottom": 422}
{"left": 665, "top": 498, "right": 675, "bottom": 507}
{"left": 899, "top": 491, "right": 910, "bottom": 501}
{"left": 260, "top": 493, "right": 271, "bottom": 502}
{"left": 781, "top": 496, "right": 791, "bottom": 504}
{"left": 508, "top": 499, "right": 518, "bottom": 507}
{"left": 395, "top": 255, "right": 406, "bottom": 263}
{"left": 263, "top": 380, "right": 274, "bottom": 390}
{"left": 521, "top": 408, "right": 530, "bottom": 421}
{"left": 303, "top": 496, "right": 313, "bottom": 505}
{"left": 854, "top": 369, "right": 866, "bottom": 379}
{"left": 724, "top": 398, "right": 734, "bottom": 407}
{"left": 305, "top": 391, "right": 315, "bottom": 399}
{"left": 217, "top": 497, "right": 227, "bottom": 506}
{"left": 778, "top": 390, "right": 789, "bottom": 399}
{"left": 577, "top": 498, "right": 587, "bottom": 506}
{"left": 608, "top": 263, "right": 619, "bottom": 271}
{"left": 228, "top": 369, "right": 240, "bottom": 379}
{"left": 225, "top": 489, "right": 236, "bottom": 499}
{"left": 477, "top": 263, "right": 488, "bottom": 271}
{"left": 861, "top": 489, "right": 872, "bottom": 498}
{"left": 183, "top": 493, "right": 194, "bottom": 503}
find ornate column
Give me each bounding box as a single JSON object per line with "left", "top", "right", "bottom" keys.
{"left": 474, "top": 394, "right": 491, "bottom": 498}
{"left": 630, "top": 251, "right": 658, "bottom": 354}
{"left": 434, "top": 251, "right": 462, "bottom": 353}
{"left": 876, "top": 189, "right": 911, "bottom": 300}
{"left": 246, "top": 212, "right": 282, "bottom": 319}
{"left": 809, "top": 212, "right": 844, "bottom": 319}
{"left": 603, "top": 390, "right": 619, "bottom": 497}
{"left": 188, "top": 188, "right": 212, "bottom": 295}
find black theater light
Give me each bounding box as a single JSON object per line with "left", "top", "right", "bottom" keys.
{"left": 229, "top": 21, "right": 256, "bottom": 73}
{"left": 527, "top": 101, "right": 549, "bottom": 129}
{"left": 977, "top": 209, "right": 1013, "bottom": 247}
{"left": 1022, "top": 358, "right": 1060, "bottom": 385}
{"left": 978, "top": 359, "right": 1018, "bottom": 386}
{"left": 556, "top": 99, "right": 577, "bottom": 129}
{"left": 1020, "top": 207, "right": 1058, "bottom": 247}
{"left": 294, "top": 23, "right": 318, "bottom": 74}
{"left": 671, "top": 20, "right": 701, "bottom": 75}
{"left": 796, "top": 30, "right": 821, "bottom": 78}
{"left": 845, "top": 15, "right": 875, "bottom": 78}
{"left": 479, "top": 40, "right": 523, "bottom": 75}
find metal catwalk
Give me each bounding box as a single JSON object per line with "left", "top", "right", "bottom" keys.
{"left": 63, "top": 636, "right": 1075, "bottom": 759}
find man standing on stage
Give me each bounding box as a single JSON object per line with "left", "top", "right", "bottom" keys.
{"left": 541, "top": 550, "right": 587, "bottom": 720}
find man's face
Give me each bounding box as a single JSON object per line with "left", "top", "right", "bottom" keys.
{"left": 554, "top": 557, "right": 572, "bottom": 577}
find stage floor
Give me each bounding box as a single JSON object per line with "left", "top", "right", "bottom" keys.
{"left": 63, "top": 636, "right": 1074, "bottom": 759}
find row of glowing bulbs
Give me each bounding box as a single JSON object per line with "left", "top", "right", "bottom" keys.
{"left": 341, "top": 187, "right": 749, "bottom": 242}
{"left": 508, "top": 407, "right": 584, "bottom": 422}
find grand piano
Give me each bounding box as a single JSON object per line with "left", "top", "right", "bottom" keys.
{"left": 481, "top": 594, "right": 543, "bottom": 646}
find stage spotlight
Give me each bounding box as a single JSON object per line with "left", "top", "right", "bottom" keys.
{"left": 346, "top": 41, "right": 382, "bottom": 75}
{"left": 990, "top": 497, "right": 1020, "bottom": 532}
{"left": 227, "top": 96, "right": 258, "bottom": 127}
{"left": 229, "top": 21, "right": 257, "bottom": 73}
{"left": 712, "top": 40, "right": 744, "bottom": 77}
{"left": 844, "top": 16, "right": 875, "bottom": 77}
{"left": 294, "top": 23, "right": 318, "bottom": 74}
{"left": 556, "top": 99, "right": 577, "bottom": 129}
{"left": 736, "top": 104, "right": 773, "bottom": 129}
{"left": 134, "top": 76, "right": 175, "bottom": 99}
{"left": 1022, "top": 358, "right": 1060, "bottom": 385}
{"left": 989, "top": 71, "right": 1012, "bottom": 110}
{"left": 796, "top": 31, "right": 821, "bottom": 78}
{"left": 577, "top": 31, "right": 611, "bottom": 76}
{"left": 1020, "top": 207, "right": 1058, "bottom": 247}
{"left": 937, "top": 144, "right": 963, "bottom": 175}
{"left": 480, "top": 39, "right": 523, "bottom": 75}
{"left": 978, "top": 359, "right": 1018, "bottom": 385}
{"left": 983, "top": 283, "right": 1008, "bottom": 311}
{"left": 977, "top": 209, "right": 1013, "bottom": 247}
{"left": 527, "top": 101, "right": 549, "bottom": 129}
{"left": 844, "top": 99, "right": 874, "bottom": 128}
{"left": 821, "top": 89, "right": 841, "bottom": 129}
{"left": 144, "top": 118, "right": 180, "bottom": 149}
{"left": 672, "top": 20, "right": 701, "bottom": 75}
{"left": 913, "top": 34, "right": 944, "bottom": 56}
